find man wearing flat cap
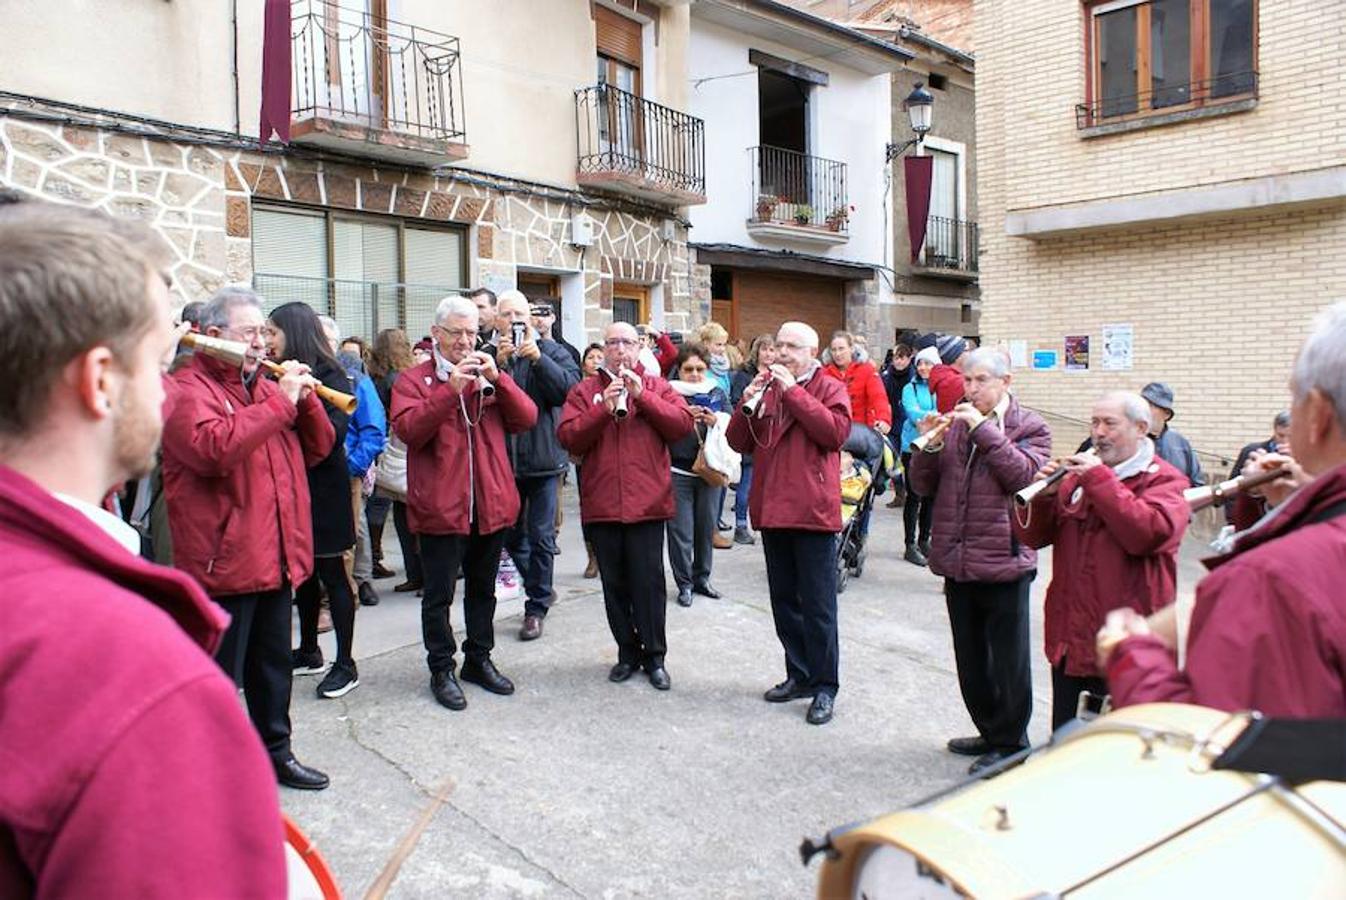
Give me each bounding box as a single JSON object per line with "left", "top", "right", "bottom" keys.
{"left": 1141, "top": 382, "right": 1204, "bottom": 487}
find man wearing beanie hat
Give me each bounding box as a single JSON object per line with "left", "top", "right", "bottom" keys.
{"left": 1140, "top": 382, "right": 1204, "bottom": 487}
{"left": 929, "top": 334, "right": 970, "bottom": 413}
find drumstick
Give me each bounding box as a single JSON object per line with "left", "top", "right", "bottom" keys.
{"left": 363, "top": 777, "right": 457, "bottom": 900}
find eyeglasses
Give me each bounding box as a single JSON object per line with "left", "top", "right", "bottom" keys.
{"left": 435, "top": 326, "right": 478, "bottom": 341}
{"left": 227, "top": 326, "right": 275, "bottom": 341}
{"left": 775, "top": 340, "right": 811, "bottom": 352}
{"left": 604, "top": 338, "right": 637, "bottom": 348}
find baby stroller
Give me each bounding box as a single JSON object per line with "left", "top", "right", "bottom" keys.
{"left": 835, "top": 441, "right": 894, "bottom": 594}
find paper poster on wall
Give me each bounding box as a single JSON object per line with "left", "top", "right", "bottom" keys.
{"left": 1102, "top": 323, "right": 1134, "bottom": 371}
{"left": 1064, "top": 335, "right": 1090, "bottom": 371}
{"left": 1032, "top": 350, "right": 1058, "bottom": 370}
{"left": 1008, "top": 340, "right": 1028, "bottom": 369}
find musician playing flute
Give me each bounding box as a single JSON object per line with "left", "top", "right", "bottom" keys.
{"left": 390, "top": 295, "right": 537, "bottom": 711}
{"left": 1013, "top": 392, "right": 1188, "bottom": 732}
{"left": 161, "top": 286, "right": 335, "bottom": 791}
{"left": 908, "top": 348, "right": 1051, "bottom": 772}
{"left": 558, "top": 322, "right": 692, "bottom": 691}
{"left": 1100, "top": 303, "right": 1346, "bottom": 717}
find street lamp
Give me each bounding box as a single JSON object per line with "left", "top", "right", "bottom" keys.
{"left": 886, "top": 82, "right": 935, "bottom": 162}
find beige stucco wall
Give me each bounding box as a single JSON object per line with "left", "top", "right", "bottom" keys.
{"left": 975, "top": 0, "right": 1346, "bottom": 464}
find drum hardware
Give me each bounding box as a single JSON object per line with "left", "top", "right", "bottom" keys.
{"left": 993, "top": 805, "right": 1011, "bottom": 832}
{"left": 1187, "top": 711, "right": 1257, "bottom": 775}
{"left": 1138, "top": 731, "right": 1158, "bottom": 761}
{"left": 798, "top": 833, "right": 841, "bottom": 866}
{"left": 1074, "top": 689, "right": 1111, "bottom": 722}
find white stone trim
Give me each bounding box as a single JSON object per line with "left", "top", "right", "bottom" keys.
{"left": 1005, "top": 166, "right": 1346, "bottom": 239}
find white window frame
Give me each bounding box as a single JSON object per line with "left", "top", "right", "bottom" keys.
{"left": 917, "top": 135, "right": 967, "bottom": 222}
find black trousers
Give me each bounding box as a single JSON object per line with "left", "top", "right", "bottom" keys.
{"left": 761, "top": 529, "right": 840, "bottom": 697}
{"left": 420, "top": 526, "right": 506, "bottom": 674}
{"left": 392, "top": 500, "right": 423, "bottom": 585}
{"left": 590, "top": 520, "right": 667, "bottom": 667}
{"left": 215, "top": 586, "right": 293, "bottom": 762}
{"left": 1051, "top": 662, "right": 1109, "bottom": 733}
{"left": 944, "top": 575, "right": 1034, "bottom": 751}
{"left": 899, "top": 451, "right": 933, "bottom": 547}
{"left": 295, "top": 555, "right": 356, "bottom": 664}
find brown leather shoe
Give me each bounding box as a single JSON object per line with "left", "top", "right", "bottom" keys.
{"left": 583, "top": 542, "right": 598, "bottom": 579}
{"left": 712, "top": 531, "right": 733, "bottom": 550}
{"left": 519, "top": 614, "right": 543, "bottom": 641}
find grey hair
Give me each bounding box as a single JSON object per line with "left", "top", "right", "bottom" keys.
{"left": 1293, "top": 301, "right": 1346, "bottom": 428}
{"left": 317, "top": 314, "right": 339, "bottom": 342}
{"left": 199, "top": 285, "right": 262, "bottom": 330}
{"left": 1100, "top": 391, "right": 1152, "bottom": 429}
{"left": 963, "top": 346, "right": 1010, "bottom": 379}
{"left": 1273, "top": 409, "right": 1291, "bottom": 429}
{"left": 434, "top": 293, "right": 479, "bottom": 326}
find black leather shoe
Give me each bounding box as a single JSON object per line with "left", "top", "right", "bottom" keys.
{"left": 518, "top": 614, "right": 543, "bottom": 641}
{"left": 647, "top": 665, "right": 671, "bottom": 691}
{"left": 918, "top": 538, "right": 932, "bottom": 557}
{"left": 806, "top": 693, "right": 834, "bottom": 725}
{"left": 460, "top": 658, "right": 515, "bottom": 695}
{"left": 676, "top": 586, "right": 693, "bottom": 607}
{"left": 371, "top": 561, "right": 396, "bottom": 579}
{"left": 969, "top": 748, "right": 1023, "bottom": 776}
{"left": 430, "top": 670, "right": 466, "bottom": 710}
{"left": 947, "top": 736, "right": 992, "bottom": 756}
{"left": 394, "top": 579, "right": 422, "bottom": 593}
{"left": 358, "top": 581, "right": 380, "bottom": 606}
{"left": 609, "top": 661, "right": 636, "bottom": 683}
{"left": 903, "top": 545, "right": 928, "bottom": 567}
{"left": 275, "top": 756, "right": 330, "bottom": 791}
{"left": 692, "top": 582, "right": 721, "bottom": 599}
{"left": 764, "top": 678, "right": 813, "bottom": 703}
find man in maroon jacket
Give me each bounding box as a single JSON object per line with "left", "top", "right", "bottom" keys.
{"left": 727, "top": 322, "right": 851, "bottom": 725}
{"left": 1015, "top": 391, "right": 1189, "bottom": 732}
{"left": 558, "top": 322, "right": 693, "bottom": 690}
{"left": 0, "top": 204, "right": 286, "bottom": 895}
{"left": 162, "top": 286, "right": 335, "bottom": 791}
{"left": 1101, "top": 302, "right": 1346, "bottom": 717}
{"left": 909, "top": 348, "right": 1051, "bottom": 773}
{"left": 391, "top": 295, "right": 538, "bottom": 711}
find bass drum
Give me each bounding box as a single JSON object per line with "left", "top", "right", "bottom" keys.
{"left": 817, "top": 704, "right": 1346, "bottom": 899}
{"left": 285, "top": 815, "right": 341, "bottom": 900}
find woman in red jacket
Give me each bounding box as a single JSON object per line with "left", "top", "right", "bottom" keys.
{"left": 823, "top": 331, "right": 892, "bottom": 440}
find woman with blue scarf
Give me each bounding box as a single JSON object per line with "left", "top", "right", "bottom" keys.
{"left": 666, "top": 344, "right": 729, "bottom": 607}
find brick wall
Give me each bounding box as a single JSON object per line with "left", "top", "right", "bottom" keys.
{"left": 975, "top": 0, "right": 1346, "bottom": 463}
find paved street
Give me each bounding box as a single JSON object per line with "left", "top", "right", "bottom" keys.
{"left": 285, "top": 485, "right": 1209, "bottom": 898}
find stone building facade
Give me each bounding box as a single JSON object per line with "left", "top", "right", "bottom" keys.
{"left": 975, "top": 0, "right": 1346, "bottom": 465}
{"left": 0, "top": 115, "right": 700, "bottom": 344}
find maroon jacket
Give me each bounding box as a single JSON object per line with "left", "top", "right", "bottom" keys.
{"left": 558, "top": 372, "right": 692, "bottom": 523}
{"left": 1015, "top": 456, "right": 1190, "bottom": 677}
{"left": 909, "top": 398, "right": 1051, "bottom": 583}
{"left": 1108, "top": 462, "right": 1346, "bottom": 717}
{"left": 726, "top": 371, "right": 851, "bottom": 532}
{"left": 0, "top": 466, "right": 285, "bottom": 899}
{"left": 162, "top": 354, "right": 335, "bottom": 596}
{"left": 390, "top": 361, "right": 538, "bottom": 536}
{"left": 928, "top": 363, "right": 965, "bottom": 414}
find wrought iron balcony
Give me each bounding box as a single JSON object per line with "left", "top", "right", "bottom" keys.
{"left": 747, "top": 146, "right": 849, "bottom": 245}
{"left": 1075, "top": 72, "right": 1258, "bottom": 129}
{"left": 575, "top": 84, "right": 706, "bottom": 206}
{"left": 917, "top": 215, "right": 979, "bottom": 278}
{"left": 290, "top": 0, "right": 468, "bottom": 165}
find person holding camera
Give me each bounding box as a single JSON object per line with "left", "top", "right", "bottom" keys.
{"left": 495, "top": 290, "right": 580, "bottom": 642}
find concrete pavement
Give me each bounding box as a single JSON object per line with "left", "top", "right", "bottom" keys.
{"left": 285, "top": 485, "right": 1210, "bottom": 898}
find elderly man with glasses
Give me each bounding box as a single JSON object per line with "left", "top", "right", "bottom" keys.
{"left": 390, "top": 295, "right": 538, "bottom": 712}
{"left": 558, "top": 321, "right": 693, "bottom": 691}
{"left": 727, "top": 322, "right": 852, "bottom": 726}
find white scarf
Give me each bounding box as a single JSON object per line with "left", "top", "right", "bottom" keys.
{"left": 1112, "top": 437, "right": 1156, "bottom": 481}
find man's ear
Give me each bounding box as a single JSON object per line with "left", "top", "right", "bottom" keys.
{"left": 1306, "top": 389, "right": 1339, "bottom": 447}
{"left": 73, "top": 346, "right": 117, "bottom": 419}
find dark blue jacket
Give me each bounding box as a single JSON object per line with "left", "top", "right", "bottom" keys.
{"left": 506, "top": 339, "right": 581, "bottom": 478}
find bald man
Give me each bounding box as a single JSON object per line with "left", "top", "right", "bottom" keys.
{"left": 728, "top": 322, "right": 851, "bottom": 725}
{"left": 558, "top": 322, "right": 693, "bottom": 690}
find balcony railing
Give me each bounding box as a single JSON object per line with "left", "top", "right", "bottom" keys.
{"left": 575, "top": 84, "right": 706, "bottom": 204}
{"left": 1075, "top": 71, "right": 1258, "bottom": 129}
{"left": 749, "top": 146, "right": 848, "bottom": 234}
{"left": 920, "top": 216, "right": 979, "bottom": 274}
{"left": 290, "top": 0, "right": 466, "bottom": 159}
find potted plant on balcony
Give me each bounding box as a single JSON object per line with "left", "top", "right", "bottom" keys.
{"left": 825, "top": 204, "right": 853, "bottom": 232}
{"left": 755, "top": 194, "right": 778, "bottom": 221}
{"left": 793, "top": 204, "right": 813, "bottom": 226}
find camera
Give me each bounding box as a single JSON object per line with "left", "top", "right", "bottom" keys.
{"left": 510, "top": 320, "right": 527, "bottom": 348}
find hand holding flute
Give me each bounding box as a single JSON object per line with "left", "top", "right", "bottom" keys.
{"left": 179, "top": 332, "right": 358, "bottom": 412}
{"left": 1014, "top": 447, "right": 1099, "bottom": 507}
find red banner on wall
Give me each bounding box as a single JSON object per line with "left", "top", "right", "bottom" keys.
{"left": 259, "top": 0, "right": 291, "bottom": 143}
{"left": 904, "top": 155, "right": 934, "bottom": 263}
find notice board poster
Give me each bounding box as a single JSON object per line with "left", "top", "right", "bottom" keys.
{"left": 1064, "top": 335, "right": 1090, "bottom": 371}
{"left": 1102, "top": 323, "right": 1134, "bottom": 371}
